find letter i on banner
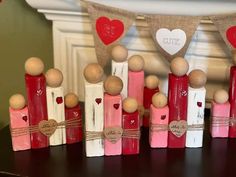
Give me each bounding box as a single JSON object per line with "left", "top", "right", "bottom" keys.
{"left": 122, "top": 97, "right": 140, "bottom": 155}
{"left": 128, "top": 55, "right": 145, "bottom": 125}
{"left": 25, "top": 57, "right": 48, "bottom": 149}
{"left": 104, "top": 76, "right": 123, "bottom": 156}
{"left": 9, "top": 94, "right": 31, "bottom": 151}
{"left": 186, "top": 70, "right": 207, "bottom": 148}
{"left": 149, "top": 93, "right": 169, "bottom": 148}
{"left": 111, "top": 45, "right": 128, "bottom": 99}
{"left": 46, "top": 69, "right": 66, "bottom": 146}
{"left": 84, "top": 63, "right": 104, "bottom": 157}
{"left": 65, "top": 93, "right": 83, "bottom": 144}
{"left": 168, "top": 57, "right": 189, "bottom": 148}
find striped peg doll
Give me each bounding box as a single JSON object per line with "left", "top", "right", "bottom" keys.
{"left": 46, "top": 68, "right": 66, "bottom": 146}
{"left": 104, "top": 76, "right": 123, "bottom": 156}
{"left": 84, "top": 63, "right": 104, "bottom": 157}
{"left": 65, "top": 93, "right": 83, "bottom": 144}
{"left": 128, "top": 55, "right": 145, "bottom": 124}
{"left": 186, "top": 70, "right": 207, "bottom": 148}
{"left": 9, "top": 94, "right": 31, "bottom": 151}
{"left": 168, "top": 57, "right": 189, "bottom": 148}
{"left": 122, "top": 97, "right": 140, "bottom": 155}
{"left": 111, "top": 45, "right": 128, "bottom": 99}
{"left": 143, "top": 75, "right": 160, "bottom": 127}
{"left": 149, "top": 93, "right": 169, "bottom": 148}
{"left": 229, "top": 50, "right": 236, "bottom": 138}
{"left": 25, "top": 57, "right": 48, "bottom": 149}
{"left": 211, "top": 89, "right": 230, "bottom": 138}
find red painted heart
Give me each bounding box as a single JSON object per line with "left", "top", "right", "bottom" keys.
{"left": 95, "top": 98, "right": 102, "bottom": 105}
{"left": 113, "top": 103, "right": 120, "bottom": 110}
{"left": 161, "top": 115, "right": 166, "bottom": 120}
{"left": 96, "top": 16, "right": 124, "bottom": 45}
{"left": 22, "top": 116, "right": 27, "bottom": 122}
{"left": 56, "top": 97, "right": 63, "bottom": 104}
{"left": 226, "top": 26, "right": 236, "bottom": 48}
{"left": 197, "top": 102, "right": 202, "bottom": 107}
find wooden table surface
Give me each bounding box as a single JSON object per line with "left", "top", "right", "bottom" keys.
{"left": 0, "top": 115, "right": 236, "bottom": 177}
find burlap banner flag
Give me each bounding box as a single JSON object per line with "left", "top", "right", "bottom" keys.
{"left": 146, "top": 15, "right": 201, "bottom": 62}
{"left": 210, "top": 13, "right": 236, "bottom": 50}
{"left": 87, "top": 2, "right": 136, "bottom": 67}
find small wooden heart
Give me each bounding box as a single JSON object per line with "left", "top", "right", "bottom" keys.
{"left": 161, "top": 115, "right": 166, "bottom": 120}
{"left": 197, "top": 102, "right": 202, "bottom": 107}
{"left": 113, "top": 103, "right": 120, "bottom": 110}
{"left": 95, "top": 98, "right": 102, "bottom": 105}
{"left": 104, "top": 127, "right": 123, "bottom": 144}
{"left": 169, "top": 120, "right": 187, "bottom": 138}
{"left": 56, "top": 97, "right": 63, "bottom": 104}
{"left": 22, "top": 116, "right": 27, "bottom": 122}
{"left": 38, "top": 119, "right": 58, "bottom": 137}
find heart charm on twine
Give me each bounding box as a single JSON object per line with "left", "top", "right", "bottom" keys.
{"left": 156, "top": 28, "right": 187, "bottom": 55}
{"left": 38, "top": 119, "right": 58, "bottom": 137}
{"left": 226, "top": 26, "right": 236, "bottom": 48}
{"left": 96, "top": 16, "right": 124, "bottom": 45}
{"left": 169, "top": 120, "right": 187, "bottom": 138}
{"left": 104, "top": 127, "right": 123, "bottom": 144}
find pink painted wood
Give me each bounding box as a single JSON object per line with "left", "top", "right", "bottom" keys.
{"left": 211, "top": 101, "right": 230, "bottom": 138}
{"left": 149, "top": 105, "right": 169, "bottom": 148}
{"left": 9, "top": 107, "right": 31, "bottom": 151}
{"left": 104, "top": 94, "right": 122, "bottom": 156}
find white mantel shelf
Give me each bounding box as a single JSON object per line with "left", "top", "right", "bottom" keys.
{"left": 25, "top": 0, "right": 236, "bottom": 107}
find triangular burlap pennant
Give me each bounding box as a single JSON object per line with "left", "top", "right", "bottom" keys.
{"left": 86, "top": 1, "right": 136, "bottom": 67}
{"left": 210, "top": 13, "right": 236, "bottom": 50}
{"left": 146, "top": 15, "right": 201, "bottom": 62}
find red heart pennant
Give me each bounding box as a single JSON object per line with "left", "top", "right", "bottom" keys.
{"left": 96, "top": 16, "right": 124, "bottom": 45}
{"left": 226, "top": 26, "right": 236, "bottom": 48}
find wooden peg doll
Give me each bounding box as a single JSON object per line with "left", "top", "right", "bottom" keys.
{"left": 149, "top": 93, "right": 169, "bottom": 148}
{"left": 211, "top": 89, "right": 230, "bottom": 138}
{"left": 25, "top": 57, "right": 48, "bottom": 149}
{"left": 128, "top": 55, "right": 145, "bottom": 123}
{"left": 122, "top": 97, "right": 140, "bottom": 155}
{"left": 84, "top": 63, "right": 104, "bottom": 157}
{"left": 9, "top": 94, "right": 31, "bottom": 151}
{"left": 111, "top": 45, "right": 128, "bottom": 99}
{"left": 143, "top": 75, "right": 160, "bottom": 127}
{"left": 104, "top": 76, "right": 123, "bottom": 156}
{"left": 65, "top": 93, "right": 82, "bottom": 144}
{"left": 168, "top": 57, "right": 189, "bottom": 148}
{"left": 45, "top": 68, "right": 66, "bottom": 146}
{"left": 229, "top": 50, "right": 236, "bottom": 138}
{"left": 186, "top": 69, "right": 207, "bottom": 148}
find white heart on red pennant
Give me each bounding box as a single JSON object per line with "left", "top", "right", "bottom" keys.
{"left": 156, "top": 28, "right": 187, "bottom": 55}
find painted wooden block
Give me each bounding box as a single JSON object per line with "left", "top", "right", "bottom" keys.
{"left": 104, "top": 94, "right": 122, "bottom": 156}
{"left": 46, "top": 86, "right": 66, "bottom": 145}
{"left": 85, "top": 81, "right": 104, "bottom": 157}
{"left": 229, "top": 66, "right": 236, "bottom": 138}
{"left": 112, "top": 60, "right": 128, "bottom": 99}
{"left": 122, "top": 110, "right": 140, "bottom": 155}
{"left": 10, "top": 107, "right": 31, "bottom": 151}
{"left": 149, "top": 105, "right": 169, "bottom": 148}
{"left": 186, "top": 87, "right": 206, "bottom": 147}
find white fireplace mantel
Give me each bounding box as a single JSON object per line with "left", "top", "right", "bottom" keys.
{"left": 25, "top": 0, "right": 236, "bottom": 107}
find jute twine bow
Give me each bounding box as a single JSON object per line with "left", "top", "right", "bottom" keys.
{"left": 211, "top": 116, "right": 236, "bottom": 127}
{"left": 11, "top": 117, "right": 82, "bottom": 138}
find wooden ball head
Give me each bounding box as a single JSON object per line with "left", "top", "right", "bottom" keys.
{"left": 111, "top": 45, "right": 128, "bottom": 62}
{"left": 170, "top": 57, "right": 189, "bottom": 77}
{"left": 189, "top": 69, "right": 207, "bottom": 88}
{"left": 9, "top": 94, "right": 26, "bottom": 110}
{"left": 83, "top": 63, "right": 104, "bottom": 84}
{"left": 123, "top": 97, "right": 138, "bottom": 113}
{"left": 213, "top": 89, "right": 229, "bottom": 104}
{"left": 104, "top": 76, "right": 123, "bottom": 96}
{"left": 152, "top": 93, "right": 167, "bottom": 108}
{"left": 65, "top": 93, "right": 79, "bottom": 108}
{"left": 46, "top": 68, "right": 63, "bottom": 88}
{"left": 128, "top": 55, "right": 145, "bottom": 72}
{"left": 145, "top": 75, "right": 159, "bottom": 89}
{"left": 25, "top": 57, "right": 44, "bottom": 76}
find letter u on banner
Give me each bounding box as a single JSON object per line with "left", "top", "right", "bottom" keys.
{"left": 87, "top": 1, "right": 136, "bottom": 67}
{"left": 146, "top": 15, "right": 201, "bottom": 62}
